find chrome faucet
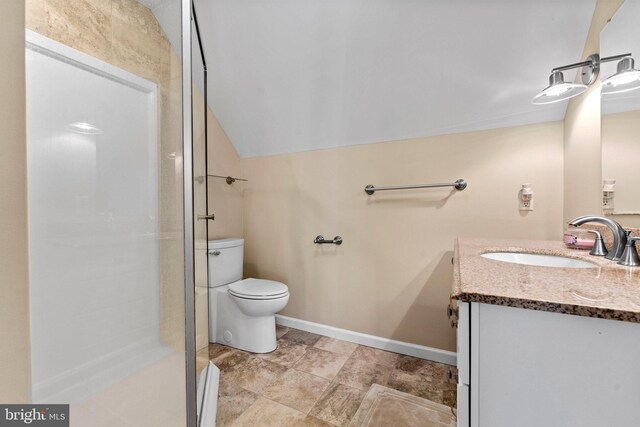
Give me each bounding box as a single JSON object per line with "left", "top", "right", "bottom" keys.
{"left": 618, "top": 235, "right": 640, "bottom": 267}
{"left": 568, "top": 215, "right": 627, "bottom": 261}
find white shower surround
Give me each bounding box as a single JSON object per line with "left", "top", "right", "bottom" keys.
{"left": 26, "top": 30, "right": 170, "bottom": 404}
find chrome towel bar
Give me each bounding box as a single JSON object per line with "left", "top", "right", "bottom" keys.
{"left": 364, "top": 178, "right": 467, "bottom": 195}
{"left": 314, "top": 235, "right": 343, "bottom": 245}
{"left": 208, "top": 174, "right": 248, "bottom": 185}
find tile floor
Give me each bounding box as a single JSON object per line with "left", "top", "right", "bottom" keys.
{"left": 351, "top": 384, "right": 455, "bottom": 427}
{"left": 197, "top": 326, "right": 457, "bottom": 426}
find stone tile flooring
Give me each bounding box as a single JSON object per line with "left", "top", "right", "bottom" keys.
{"left": 197, "top": 326, "right": 457, "bottom": 426}
{"left": 350, "top": 384, "right": 455, "bottom": 427}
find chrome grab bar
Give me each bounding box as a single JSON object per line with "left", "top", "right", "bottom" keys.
{"left": 314, "top": 235, "right": 343, "bottom": 245}
{"left": 364, "top": 179, "right": 467, "bottom": 195}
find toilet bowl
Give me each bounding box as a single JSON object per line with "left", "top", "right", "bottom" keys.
{"left": 229, "top": 279, "right": 289, "bottom": 316}
{"left": 207, "top": 238, "right": 289, "bottom": 353}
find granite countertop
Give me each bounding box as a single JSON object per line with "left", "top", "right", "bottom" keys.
{"left": 452, "top": 237, "right": 640, "bottom": 322}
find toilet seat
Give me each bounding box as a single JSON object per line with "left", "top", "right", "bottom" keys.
{"left": 228, "top": 278, "right": 289, "bottom": 300}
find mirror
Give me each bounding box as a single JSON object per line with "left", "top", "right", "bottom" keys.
{"left": 600, "top": 0, "right": 640, "bottom": 215}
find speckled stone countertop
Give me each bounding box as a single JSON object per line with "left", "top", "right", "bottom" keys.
{"left": 452, "top": 238, "right": 640, "bottom": 322}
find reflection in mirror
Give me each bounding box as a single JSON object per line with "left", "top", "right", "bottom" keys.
{"left": 601, "top": 0, "right": 640, "bottom": 214}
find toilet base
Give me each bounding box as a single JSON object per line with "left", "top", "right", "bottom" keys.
{"left": 208, "top": 285, "right": 278, "bottom": 353}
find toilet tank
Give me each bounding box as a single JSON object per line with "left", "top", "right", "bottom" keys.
{"left": 208, "top": 238, "right": 244, "bottom": 288}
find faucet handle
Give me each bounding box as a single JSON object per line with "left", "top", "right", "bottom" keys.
{"left": 585, "top": 230, "right": 608, "bottom": 257}
{"left": 618, "top": 235, "right": 640, "bottom": 267}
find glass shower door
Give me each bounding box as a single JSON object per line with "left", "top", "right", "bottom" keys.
{"left": 192, "top": 11, "right": 210, "bottom": 358}
{"left": 25, "top": 0, "right": 190, "bottom": 424}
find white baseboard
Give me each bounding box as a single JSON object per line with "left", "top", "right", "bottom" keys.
{"left": 275, "top": 315, "right": 457, "bottom": 366}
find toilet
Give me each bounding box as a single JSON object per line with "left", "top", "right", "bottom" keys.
{"left": 207, "top": 238, "right": 289, "bottom": 353}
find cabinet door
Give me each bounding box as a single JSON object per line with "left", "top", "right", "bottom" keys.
{"left": 457, "top": 384, "right": 469, "bottom": 427}
{"left": 475, "top": 303, "right": 640, "bottom": 427}
{"left": 457, "top": 302, "right": 470, "bottom": 385}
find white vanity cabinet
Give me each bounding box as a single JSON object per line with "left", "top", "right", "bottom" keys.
{"left": 456, "top": 302, "right": 640, "bottom": 427}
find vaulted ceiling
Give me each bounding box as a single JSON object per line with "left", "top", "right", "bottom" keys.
{"left": 189, "top": 1, "right": 596, "bottom": 157}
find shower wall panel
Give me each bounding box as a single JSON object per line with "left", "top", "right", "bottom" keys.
{"left": 27, "top": 31, "right": 164, "bottom": 403}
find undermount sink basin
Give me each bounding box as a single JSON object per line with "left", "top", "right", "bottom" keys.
{"left": 481, "top": 252, "right": 596, "bottom": 269}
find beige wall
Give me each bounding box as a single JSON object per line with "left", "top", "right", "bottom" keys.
{"left": 0, "top": 0, "right": 32, "bottom": 403}
{"left": 194, "top": 85, "right": 245, "bottom": 349}
{"left": 26, "top": 0, "right": 178, "bottom": 85}
{"left": 26, "top": 0, "right": 186, "bottom": 350}
{"left": 198, "top": 100, "right": 243, "bottom": 349}
{"left": 602, "top": 110, "right": 640, "bottom": 216}
{"left": 207, "top": 110, "right": 244, "bottom": 240}
{"left": 563, "top": 0, "right": 624, "bottom": 223}
{"left": 242, "top": 122, "right": 564, "bottom": 351}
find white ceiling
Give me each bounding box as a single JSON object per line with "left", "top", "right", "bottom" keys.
{"left": 189, "top": 0, "right": 596, "bottom": 158}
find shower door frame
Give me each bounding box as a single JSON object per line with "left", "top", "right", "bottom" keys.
{"left": 186, "top": 2, "right": 210, "bottom": 422}
{"left": 182, "top": 0, "right": 216, "bottom": 424}
{"left": 182, "top": 0, "right": 197, "bottom": 425}
{"left": 191, "top": 1, "right": 210, "bottom": 354}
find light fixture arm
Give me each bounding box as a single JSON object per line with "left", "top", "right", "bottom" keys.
{"left": 551, "top": 53, "right": 630, "bottom": 73}
{"left": 552, "top": 57, "right": 596, "bottom": 73}
{"left": 548, "top": 53, "right": 632, "bottom": 85}
{"left": 601, "top": 53, "right": 632, "bottom": 64}
{"left": 534, "top": 53, "right": 637, "bottom": 104}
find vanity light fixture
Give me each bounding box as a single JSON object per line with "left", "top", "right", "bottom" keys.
{"left": 532, "top": 54, "right": 599, "bottom": 105}
{"left": 531, "top": 70, "right": 589, "bottom": 104}
{"left": 533, "top": 53, "right": 637, "bottom": 104}
{"left": 601, "top": 57, "right": 640, "bottom": 94}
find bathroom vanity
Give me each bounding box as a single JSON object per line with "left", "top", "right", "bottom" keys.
{"left": 451, "top": 238, "right": 640, "bottom": 427}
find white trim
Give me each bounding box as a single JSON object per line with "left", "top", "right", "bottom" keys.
{"left": 25, "top": 30, "right": 157, "bottom": 94}
{"left": 276, "top": 315, "right": 457, "bottom": 366}
{"left": 24, "top": 30, "right": 159, "bottom": 224}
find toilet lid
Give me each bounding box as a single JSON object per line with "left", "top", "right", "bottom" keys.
{"left": 228, "top": 278, "right": 289, "bottom": 299}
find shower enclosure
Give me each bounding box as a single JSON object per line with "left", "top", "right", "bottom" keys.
{"left": 24, "top": 0, "right": 202, "bottom": 425}
{"left": 192, "top": 2, "right": 211, "bottom": 359}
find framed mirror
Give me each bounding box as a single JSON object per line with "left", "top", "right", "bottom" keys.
{"left": 600, "top": 0, "right": 640, "bottom": 215}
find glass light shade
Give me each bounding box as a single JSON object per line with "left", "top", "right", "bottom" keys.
{"left": 602, "top": 57, "right": 640, "bottom": 94}
{"left": 532, "top": 71, "right": 587, "bottom": 105}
